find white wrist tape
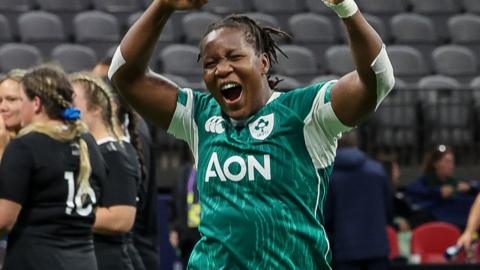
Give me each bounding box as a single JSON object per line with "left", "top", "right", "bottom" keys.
{"left": 108, "top": 46, "right": 126, "bottom": 80}
{"left": 323, "top": 0, "right": 359, "bottom": 19}
{"left": 371, "top": 44, "right": 395, "bottom": 110}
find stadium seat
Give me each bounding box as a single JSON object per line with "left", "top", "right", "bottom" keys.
{"left": 357, "top": 0, "right": 407, "bottom": 14}
{"left": 74, "top": 11, "right": 121, "bottom": 59}
{"left": 36, "top": 0, "right": 91, "bottom": 38}
{"left": 357, "top": 0, "right": 407, "bottom": 27}
{"left": 0, "top": 43, "right": 43, "bottom": 72}
{"left": 182, "top": 12, "right": 220, "bottom": 45}
{"left": 387, "top": 45, "right": 430, "bottom": 82}
{"left": 252, "top": 0, "right": 305, "bottom": 29}
{"left": 202, "top": 0, "right": 252, "bottom": 15}
{"left": 390, "top": 13, "right": 437, "bottom": 63}
{"left": 18, "top": 11, "right": 66, "bottom": 58}
{"left": 472, "top": 77, "right": 480, "bottom": 104}
{"left": 338, "top": 13, "right": 389, "bottom": 44}
{"left": 128, "top": 11, "right": 179, "bottom": 66}
{"left": 0, "top": 0, "right": 33, "bottom": 35}
{"left": 0, "top": 15, "right": 12, "bottom": 42}
{"left": 411, "top": 222, "right": 461, "bottom": 263}
{"left": 275, "top": 45, "right": 318, "bottom": 83}
{"left": 448, "top": 14, "right": 480, "bottom": 60}
{"left": 242, "top": 12, "right": 281, "bottom": 29}
{"left": 463, "top": 0, "right": 480, "bottom": 14}
{"left": 51, "top": 44, "right": 98, "bottom": 73}
{"left": 159, "top": 44, "right": 202, "bottom": 82}
{"left": 325, "top": 45, "right": 355, "bottom": 76}
{"left": 387, "top": 226, "right": 400, "bottom": 259}
{"left": 310, "top": 74, "right": 339, "bottom": 84}
{"left": 305, "top": 0, "right": 335, "bottom": 16}
{"left": 410, "top": 0, "right": 462, "bottom": 41}
{"left": 432, "top": 45, "right": 478, "bottom": 83}
{"left": 288, "top": 13, "right": 336, "bottom": 72}
{"left": 242, "top": 13, "right": 287, "bottom": 43}
{"left": 374, "top": 78, "right": 418, "bottom": 148}
{"left": 419, "top": 75, "right": 473, "bottom": 147}
{"left": 270, "top": 74, "right": 301, "bottom": 92}
{"left": 92, "top": 0, "right": 141, "bottom": 29}
{"left": 418, "top": 75, "right": 462, "bottom": 102}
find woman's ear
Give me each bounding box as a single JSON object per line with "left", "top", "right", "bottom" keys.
{"left": 33, "top": 96, "right": 42, "bottom": 114}
{"left": 260, "top": 53, "right": 270, "bottom": 75}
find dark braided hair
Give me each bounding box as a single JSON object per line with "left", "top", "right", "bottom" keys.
{"left": 199, "top": 14, "right": 291, "bottom": 90}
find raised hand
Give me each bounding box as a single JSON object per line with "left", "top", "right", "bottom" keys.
{"left": 160, "top": 0, "right": 209, "bottom": 10}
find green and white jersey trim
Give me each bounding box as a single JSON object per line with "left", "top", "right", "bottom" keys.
{"left": 167, "top": 88, "right": 199, "bottom": 166}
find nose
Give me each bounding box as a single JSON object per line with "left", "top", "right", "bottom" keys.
{"left": 214, "top": 60, "right": 233, "bottom": 78}
{"left": 0, "top": 100, "right": 7, "bottom": 112}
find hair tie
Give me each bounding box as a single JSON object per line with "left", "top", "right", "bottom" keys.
{"left": 62, "top": 107, "right": 81, "bottom": 121}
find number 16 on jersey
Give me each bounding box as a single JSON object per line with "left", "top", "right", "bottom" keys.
{"left": 64, "top": 171, "right": 97, "bottom": 216}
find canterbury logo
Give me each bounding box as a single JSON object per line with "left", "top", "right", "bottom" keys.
{"left": 205, "top": 116, "right": 225, "bottom": 134}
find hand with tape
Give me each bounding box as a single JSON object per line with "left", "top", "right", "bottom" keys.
{"left": 322, "top": 0, "right": 359, "bottom": 18}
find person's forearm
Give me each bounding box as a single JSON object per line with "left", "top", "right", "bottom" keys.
{"left": 342, "top": 12, "right": 383, "bottom": 91}
{"left": 115, "top": 0, "right": 174, "bottom": 81}
{"left": 464, "top": 195, "right": 480, "bottom": 234}
{"left": 93, "top": 207, "right": 136, "bottom": 234}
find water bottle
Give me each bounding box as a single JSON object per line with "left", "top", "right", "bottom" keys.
{"left": 444, "top": 244, "right": 463, "bottom": 261}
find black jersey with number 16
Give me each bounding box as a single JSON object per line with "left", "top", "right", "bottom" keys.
{"left": 0, "top": 132, "right": 107, "bottom": 270}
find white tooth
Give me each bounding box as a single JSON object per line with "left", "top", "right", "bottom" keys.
{"left": 221, "top": 83, "right": 239, "bottom": 91}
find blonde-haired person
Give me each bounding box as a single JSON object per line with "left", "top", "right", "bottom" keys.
{"left": 0, "top": 69, "right": 26, "bottom": 158}
{"left": 0, "top": 66, "right": 107, "bottom": 270}
{"left": 70, "top": 72, "right": 143, "bottom": 270}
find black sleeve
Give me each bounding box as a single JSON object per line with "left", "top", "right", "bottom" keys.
{"left": 100, "top": 150, "right": 138, "bottom": 207}
{"left": 0, "top": 139, "right": 33, "bottom": 205}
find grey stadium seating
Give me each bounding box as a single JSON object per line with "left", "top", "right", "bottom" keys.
{"left": 18, "top": 11, "right": 66, "bottom": 58}
{"left": 182, "top": 12, "right": 221, "bottom": 45}
{"left": 0, "top": 43, "right": 43, "bottom": 72}
{"left": 288, "top": 13, "right": 336, "bottom": 72}
{"left": 275, "top": 45, "right": 318, "bottom": 83}
{"left": 74, "top": 11, "right": 120, "bottom": 59}
{"left": 51, "top": 44, "right": 98, "bottom": 73}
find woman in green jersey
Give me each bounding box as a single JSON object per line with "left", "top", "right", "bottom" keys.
{"left": 109, "top": 0, "right": 395, "bottom": 268}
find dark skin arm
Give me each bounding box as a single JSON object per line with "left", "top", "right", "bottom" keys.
{"left": 326, "top": 0, "right": 385, "bottom": 127}
{"left": 110, "top": 0, "right": 208, "bottom": 130}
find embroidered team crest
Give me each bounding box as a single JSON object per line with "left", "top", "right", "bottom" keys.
{"left": 249, "top": 113, "right": 274, "bottom": 140}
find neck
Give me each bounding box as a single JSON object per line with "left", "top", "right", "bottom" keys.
{"left": 31, "top": 114, "right": 64, "bottom": 127}
{"left": 87, "top": 119, "right": 112, "bottom": 141}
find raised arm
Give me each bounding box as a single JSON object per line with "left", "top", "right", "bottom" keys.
{"left": 324, "top": 0, "right": 394, "bottom": 127}
{"left": 108, "top": 0, "right": 208, "bottom": 129}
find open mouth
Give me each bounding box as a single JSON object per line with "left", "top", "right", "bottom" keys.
{"left": 220, "top": 82, "right": 243, "bottom": 103}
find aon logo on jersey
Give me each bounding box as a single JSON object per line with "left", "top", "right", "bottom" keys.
{"left": 205, "top": 152, "right": 271, "bottom": 182}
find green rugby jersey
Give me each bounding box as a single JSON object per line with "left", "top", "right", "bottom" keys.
{"left": 168, "top": 81, "right": 351, "bottom": 269}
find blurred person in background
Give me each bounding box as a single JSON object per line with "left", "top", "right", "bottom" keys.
{"left": 70, "top": 73, "right": 141, "bottom": 270}
{"left": 378, "top": 154, "right": 412, "bottom": 261}
{"left": 0, "top": 69, "right": 26, "bottom": 158}
{"left": 92, "top": 59, "right": 160, "bottom": 270}
{"left": 0, "top": 65, "right": 107, "bottom": 270}
{"left": 457, "top": 193, "right": 480, "bottom": 252}
{"left": 406, "top": 145, "right": 478, "bottom": 228}
{"left": 169, "top": 164, "right": 201, "bottom": 269}
{"left": 325, "top": 131, "right": 392, "bottom": 270}
{"left": 0, "top": 69, "right": 26, "bottom": 268}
